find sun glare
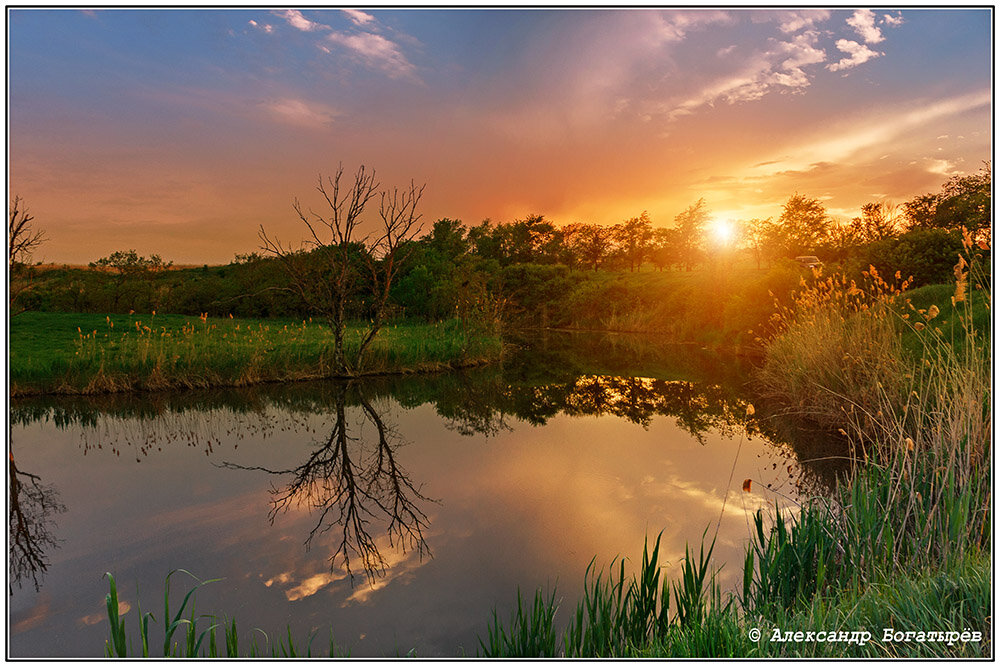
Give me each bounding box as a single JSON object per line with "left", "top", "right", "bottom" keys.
{"left": 710, "top": 218, "right": 734, "bottom": 246}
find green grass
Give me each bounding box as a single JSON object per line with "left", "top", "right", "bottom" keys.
{"left": 10, "top": 311, "right": 503, "bottom": 395}
{"left": 894, "top": 282, "right": 991, "bottom": 358}
{"left": 102, "top": 570, "right": 349, "bottom": 658}
{"left": 479, "top": 471, "right": 990, "bottom": 658}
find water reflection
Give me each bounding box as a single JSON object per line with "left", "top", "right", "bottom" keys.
{"left": 9, "top": 432, "right": 65, "bottom": 593}
{"left": 221, "top": 384, "right": 432, "bottom": 583}
{"left": 10, "top": 333, "right": 850, "bottom": 657}
{"left": 8, "top": 333, "right": 845, "bottom": 600}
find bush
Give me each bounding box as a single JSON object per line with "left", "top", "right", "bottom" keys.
{"left": 852, "top": 229, "right": 965, "bottom": 287}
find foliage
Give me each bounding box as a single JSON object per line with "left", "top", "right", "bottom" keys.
{"left": 90, "top": 249, "right": 171, "bottom": 275}
{"left": 903, "top": 163, "right": 991, "bottom": 239}
{"left": 851, "top": 227, "right": 972, "bottom": 287}
{"left": 102, "top": 571, "right": 348, "bottom": 658}
{"left": 482, "top": 247, "right": 990, "bottom": 656}
{"left": 671, "top": 199, "right": 710, "bottom": 271}
{"left": 777, "top": 193, "right": 831, "bottom": 256}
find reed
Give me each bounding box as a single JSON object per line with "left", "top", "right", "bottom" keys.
{"left": 101, "top": 571, "right": 348, "bottom": 658}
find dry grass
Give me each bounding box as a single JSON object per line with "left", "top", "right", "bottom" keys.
{"left": 758, "top": 229, "right": 991, "bottom": 565}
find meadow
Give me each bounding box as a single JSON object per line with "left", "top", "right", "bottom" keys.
{"left": 9, "top": 311, "right": 502, "bottom": 396}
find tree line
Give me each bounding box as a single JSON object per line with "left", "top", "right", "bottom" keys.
{"left": 9, "top": 163, "right": 991, "bottom": 336}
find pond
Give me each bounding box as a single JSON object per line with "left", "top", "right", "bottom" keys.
{"left": 9, "top": 331, "right": 838, "bottom": 657}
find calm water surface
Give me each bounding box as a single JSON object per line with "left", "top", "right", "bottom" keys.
{"left": 9, "top": 333, "right": 824, "bottom": 657}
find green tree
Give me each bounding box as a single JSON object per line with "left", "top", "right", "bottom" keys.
{"left": 614, "top": 212, "right": 653, "bottom": 272}
{"left": 903, "top": 164, "right": 991, "bottom": 240}
{"left": 673, "top": 199, "right": 710, "bottom": 271}
{"left": 561, "top": 223, "right": 613, "bottom": 272}
{"left": 89, "top": 249, "right": 172, "bottom": 311}
{"left": 852, "top": 201, "right": 900, "bottom": 243}
{"left": 777, "top": 194, "right": 831, "bottom": 256}
{"left": 740, "top": 217, "right": 778, "bottom": 270}
{"left": 648, "top": 227, "right": 678, "bottom": 271}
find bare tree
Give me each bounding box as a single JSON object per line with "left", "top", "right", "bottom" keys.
{"left": 8, "top": 196, "right": 46, "bottom": 315}
{"left": 259, "top": 165, "right": 424, "bottom": 375}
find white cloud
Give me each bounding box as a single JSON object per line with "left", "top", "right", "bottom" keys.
{"left": 262, "top": 98, "right": 338, "bottom": 128}
{"left": 846, "top": 9, "right": 884, "bottom": 44}
{"left": 827, "top": 39, "right": 882, "bottom": 71}
{"left": 776, "top": 10, "right": 831, "bottom": 34}
{"left": 248, "top": 19, "right": 274, "bottom": 34}
{"left": 342, "top": 9, "right": 375, "bottom": 26}
{"left": 654, "top": 10, "right": 733, "bottom": 43}
{"left": 926, "top": 158, "right": 958, "bottom": 176}
{"left": 327, "top": 31, "right": 415, "bottom": 79}
{"left": 664, "top": 31, "right": 827, "bottom": 120}
{"left": 883, "top": 12, "right": 904, "bottom": 27}
{"left": 274, "top": 9, "right": 329, "bottom": 33}
{"left": 749, "top": 90, "right": 990, "bottom": 175}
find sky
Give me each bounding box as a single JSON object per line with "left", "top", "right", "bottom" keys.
{"left": 7, "top": 7, "right": 993, "bottom": 265}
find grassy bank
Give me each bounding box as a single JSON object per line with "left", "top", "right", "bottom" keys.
{"left": 9, "top": 312, "right": 503, "bottom": 396}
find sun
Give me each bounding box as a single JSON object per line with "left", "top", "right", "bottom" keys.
{"left": 710, "top": 218, "right": 734, "bottom": 246}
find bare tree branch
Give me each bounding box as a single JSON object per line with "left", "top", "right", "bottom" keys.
{"left": 9, "top": 195, "right": 46, "bottom": 315}
{"left": 259, "top": 164, "right": 424, "bottom": 375}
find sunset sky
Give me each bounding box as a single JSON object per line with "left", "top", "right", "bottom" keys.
{"left": 8, "top": 7, "right": 992, "bottom": 265}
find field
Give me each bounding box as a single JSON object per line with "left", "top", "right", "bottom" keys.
{"left": 9, "top": 312, "right": 503, "bottom": 396}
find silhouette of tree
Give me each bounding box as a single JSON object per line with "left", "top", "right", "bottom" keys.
{"left": 614, "top": 212, "right": 653, "bottom": 272}
{"left": 903, "top": 163, "right": 991, "bottom": 241}
{"left": 89, "top": 249, "right": 172, "bottom": 311}
{"left": 259, "top": 164, "right": 425, "bottom": 374}
{"left": 672, "top": 199, "right": 710, "bottom": 271}
{"left": 8, "top": 195, "right": 45, "bottom": 315}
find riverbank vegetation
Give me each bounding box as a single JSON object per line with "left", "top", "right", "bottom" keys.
{"left": 92, "top": 240, "right": 990, "bottom": 656}
{"left": 481, "top": 237, "right": 990, "bottom": 657}
{"left": 9, "top": 312, "right": 501, "bottom": 396}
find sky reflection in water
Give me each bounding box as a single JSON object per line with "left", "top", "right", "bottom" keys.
{"left": 9, "top": 342, "right": 814, "bottom": 657}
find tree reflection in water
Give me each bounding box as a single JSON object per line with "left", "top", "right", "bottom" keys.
{"left": 223, "top": 383, "right": 432, "bottom": 585}
{"left": 9, "top": 434, "right": 65, "bottom": 594}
